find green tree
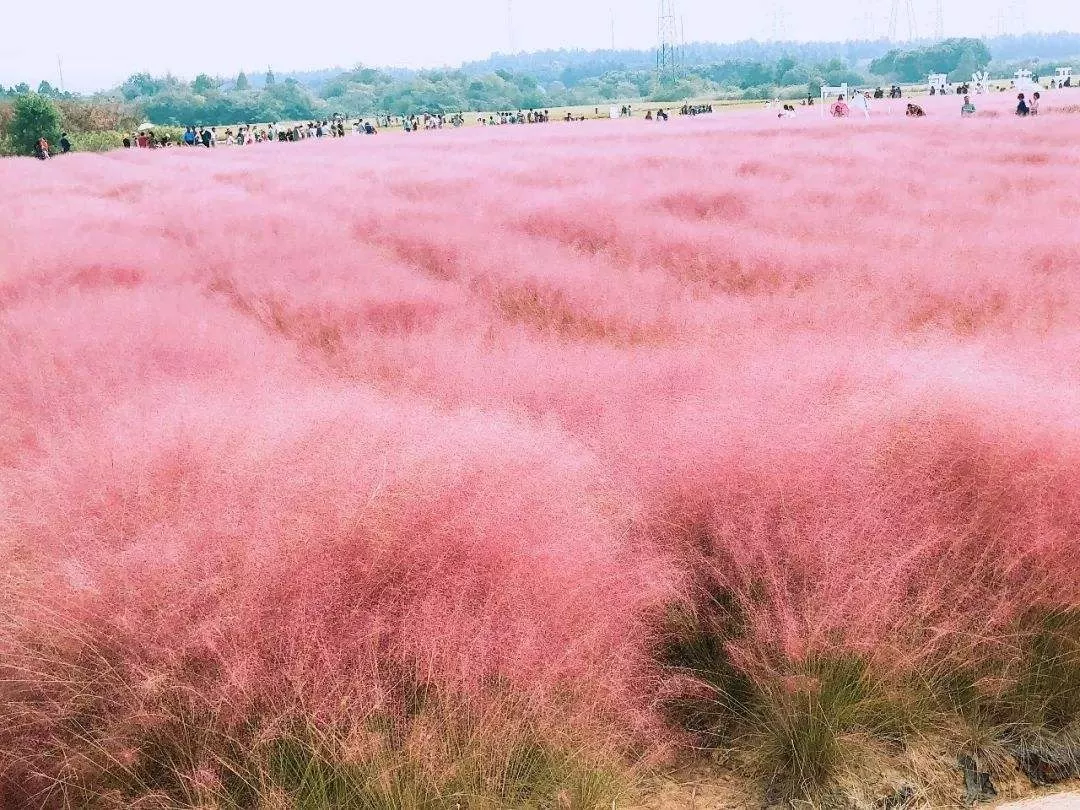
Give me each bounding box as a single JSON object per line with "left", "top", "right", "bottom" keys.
{"left": 6, "top": 93, "right": 62, "bottom": 156}
{"left": 265, "top": 68, "right": 276, "bottom": 86}
{"left": 120, "top": 72, "right": 160, "bottom": 100}
{"left": 13, "top": 82, "right": 30, "bottom": 95}
{"left": 235, "top": 71, "right": 249, "bottom": 91}
{"left": 871, "top": 38, "right": 989, "bottom": 81}
{"left": 192, "top": 73, "right": 215, "bottom": 94}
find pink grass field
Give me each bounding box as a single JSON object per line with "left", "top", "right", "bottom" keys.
{"left": 2, "top": 89, "right": 1080, "bottom": 803}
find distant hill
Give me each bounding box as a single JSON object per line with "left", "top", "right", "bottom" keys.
{"left": 260, "top": 31, "right": 1080, "bottom": 90}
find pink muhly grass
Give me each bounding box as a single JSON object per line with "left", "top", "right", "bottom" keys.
{"left": 3, "top": 94, "right": 1080, "bottom": 801}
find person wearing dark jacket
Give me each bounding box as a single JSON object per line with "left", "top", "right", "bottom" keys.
{"left": 60, "top": 133, "right": 71, "bottom": 153}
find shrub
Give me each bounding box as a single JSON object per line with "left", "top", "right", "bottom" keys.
{"left": 69, "top": 129, "right": 126, "bottom": 152}
{"left": 5, "top": 92, "right": 62, "bottom": 155}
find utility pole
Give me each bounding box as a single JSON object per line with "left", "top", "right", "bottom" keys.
{"left": 934, "top": 0, "right": 945, "bottom": 40}
{"left": 769, "top": 1, "right": 789, "bottom": 41}
{"left": 610, "top": 8, "right": 616, "bottom": 50}
{"left": 507, "top": 0, "right": 515, "bottom": 53}
{"left": 888, "top": 0, "right": 918, "bottom": 41}
{"left": 657, "top": 0, "right": 682, "bottom": 85}
{"left": 57, "top": 55, "right": 65, "bottom": 92}
{"left": 1011, "top": 0, "right": 1027, "bottom": 30}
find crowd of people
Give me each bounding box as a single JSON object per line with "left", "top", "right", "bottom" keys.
{"left": 928, "top": 83, "right": 972, "bottom": 95}
{"left": 27, "top": 78, "right": 1069, "bottom": 159}
{"left": 121, "top": 117, "right": 382, "bottom": 149}
{"left": 478, "top": 110, "right": 550, "bottom": 125}
{"left": 825, "top": 88, "right": 1044, "bottom": 120}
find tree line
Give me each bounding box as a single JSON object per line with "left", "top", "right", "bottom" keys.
{"left": 3, "top": 33, "right": 1079, "bottom": 153}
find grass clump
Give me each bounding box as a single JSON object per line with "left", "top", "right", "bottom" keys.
{"left": 23, "top": 700, "right": 621, "bottom": 810}
{"left": 742, "top": 653, "right": 899, "bottom": 803}
{"left": 657, "top": 587, "right": 754, "bottom": 742}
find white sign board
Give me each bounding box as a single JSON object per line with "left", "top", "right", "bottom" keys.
{"left": 928, "top": 73, "right": 948, "bottom": 91}
{"left": 609, "top": 105, "right": 620, "bottom": 119}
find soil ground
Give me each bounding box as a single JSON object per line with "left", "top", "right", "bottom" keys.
{"left": 995, "top": 790, "right": 1080, "bottom": 809}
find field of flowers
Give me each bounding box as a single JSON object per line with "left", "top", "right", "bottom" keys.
{"left": 1, "top": 92, "right": 1079, "bottom": 808}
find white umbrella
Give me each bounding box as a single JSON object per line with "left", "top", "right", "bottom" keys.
{"left": 137, "top": 122, "right": 155, "bottom": 132}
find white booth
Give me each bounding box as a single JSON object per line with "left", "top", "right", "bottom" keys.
{"left": 928, "top": 73, "right": 948, "bottom": 93}
{"left": 820, "top": 83, "right": 848, "bottom": 115}
{"left": 1014, "top": 69, "right": 1039, "bottom": 95}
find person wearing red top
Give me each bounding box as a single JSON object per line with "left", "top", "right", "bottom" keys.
{"left": 831, "top": 95, "right": 850, "bottom": 117}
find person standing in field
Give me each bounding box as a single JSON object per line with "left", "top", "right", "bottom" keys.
{"left": 851, "top": 92, "right": 871, "bottom": 119}
{"left": 60, "top": 133, "right": 71, "bottom": 154}
{"left": 831, "top": 94, "right": 850, "bottom": 117}
{"left": 34, "top": 137, "right": 50, "bottom": 159}
{"left": 1030, "top": 92, "right": 1041, "bottom": 115}
{"left": 961, "top": 96, "right": 976, "bottom": 117}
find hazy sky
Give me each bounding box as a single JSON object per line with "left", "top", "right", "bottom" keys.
{"left": 1, "top": 0, "right": 1065, "bottom": 93}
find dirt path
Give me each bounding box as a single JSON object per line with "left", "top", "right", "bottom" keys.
{"left": 994, "top": 794, "right": 1080, "bottom": 809}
